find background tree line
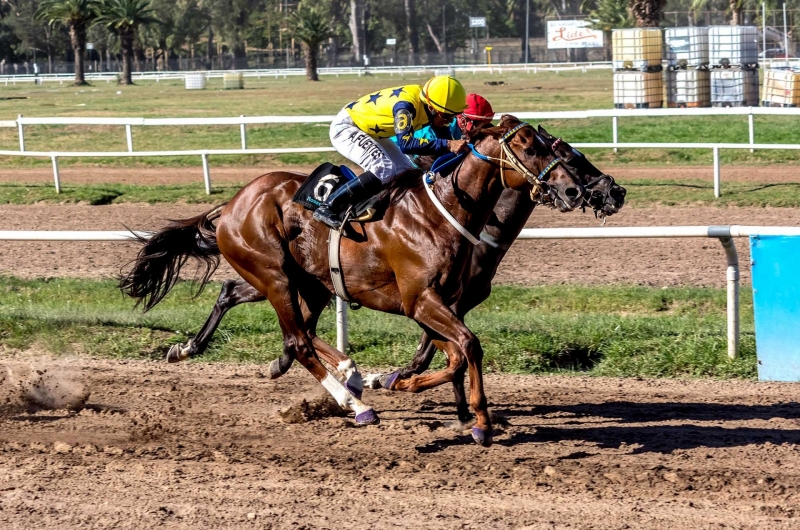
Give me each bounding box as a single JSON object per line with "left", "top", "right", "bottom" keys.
{"left": 0, "top": 0, "right": 794, "bottom": 83}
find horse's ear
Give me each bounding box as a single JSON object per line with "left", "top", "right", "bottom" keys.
{"left": 531, "top": 131, "right": 550, "bottom": 153}
{"left": 537, "top": 125, "right": 552, "bottom": 139}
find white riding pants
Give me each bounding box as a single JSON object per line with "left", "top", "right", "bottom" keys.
{"left": 329, "top": 108, "right": 416, "bottom": 184}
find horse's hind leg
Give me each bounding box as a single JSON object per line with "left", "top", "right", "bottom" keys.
{"left": 237, "top": 267, "right": 378, "bottom": 425}
{"left": 167, "top": 279, "right": 265, "bottom": 363}
{"left": 300, "top": 292, "right": 364, "bottom": 399}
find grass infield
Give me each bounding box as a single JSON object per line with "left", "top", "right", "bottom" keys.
{"left": 0, "top": 71, "right": 798, "bottom": 168}
{"left": 0, "top": 277, "right": 756, "bottom": 379}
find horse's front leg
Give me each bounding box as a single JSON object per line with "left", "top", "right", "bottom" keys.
{"left": 167, "top": 279, "right": 265, "bottom": 363}
{"left": 391, "top": 289, "right": 493, "bottom": 446}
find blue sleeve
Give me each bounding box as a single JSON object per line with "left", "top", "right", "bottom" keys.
{"left": 392, "top": 101, "right": 450, "bottom": 156}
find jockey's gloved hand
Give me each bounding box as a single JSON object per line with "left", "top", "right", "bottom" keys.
{"left": 448, "top": 139, "right": 468, "bottom": 154}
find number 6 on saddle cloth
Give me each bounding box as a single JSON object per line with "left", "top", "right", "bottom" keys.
{"left": 293, "top": 162, "right": 378, "bottom": 223}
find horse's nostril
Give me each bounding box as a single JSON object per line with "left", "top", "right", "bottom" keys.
{"left": 565, "top": 187, "right": 580, "bottom": 199}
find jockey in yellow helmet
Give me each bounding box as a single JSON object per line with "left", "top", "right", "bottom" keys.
{"left": 314, "top": 75, "right": 468, "bottom": 230}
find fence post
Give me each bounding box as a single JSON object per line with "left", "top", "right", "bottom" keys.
{"left": 718, "top": 236, "right": 740, "bottom": 360}
{"left": 748, "top": 112, "right": 755, "bottom": 153}
{"left": 713, "top": 147, "right": 721, "bottom": 198}
{"left": 240, "top": 115, "right": 247, "bottom": 150}
{"left": 125, "top": 124, "right": 133, "bottom": 152}
{"left": 336, "top": 297, "right": 348, "bottom": 353}
{"left": 612, "top": 115, "right": 618, "bottom": 153}
{"left": 201, "top": 152, "right": 212, "bottom": 194}
{"left": 51, "top": 155, "right": 61, "bottom": 193}
{"left": 17, "top": 114, "right": 24, "bottom": 152}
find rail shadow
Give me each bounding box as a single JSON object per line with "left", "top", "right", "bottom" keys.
{"left": 417, "top": 401, "right": 800, "bottom": 454}
{"left": 493, "top": 401, "right": 800, "bottom": 423}
{"left": 495, "top": 424, "right": 800, "bottom": 454}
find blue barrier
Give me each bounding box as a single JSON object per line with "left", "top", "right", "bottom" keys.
{"left": 751, "top": 235, "right": 800, "bottom": 382}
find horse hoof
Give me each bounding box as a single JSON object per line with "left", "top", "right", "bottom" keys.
{"left": 471, "top": 426, "right": 493, "bottom": 447}
{"left": 380, "top": 372, "right": 399, "bottom": 390}
{"left": 268, "top": 359, "right": 284, "bottom": 380}
{"left": 345, "top": 380, "right": 363, "bottom": 400}
{"left": 355, "top": 409, "right": 380, "bottom": 426}
{"left": 166, "top": 343, "right": 188, "bottom": 363}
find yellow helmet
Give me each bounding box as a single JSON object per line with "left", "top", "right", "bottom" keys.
{"left": 422, "top": 76, "right": 467, "bottom": 115}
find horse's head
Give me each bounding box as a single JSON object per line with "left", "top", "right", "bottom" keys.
{"left": 537, "top": 125, "right": 627, "bottom": 219}
{"left": 470, "top": 116, "right": 585, "bottom": 212}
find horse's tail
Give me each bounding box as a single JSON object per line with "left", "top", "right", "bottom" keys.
{"left": 119, "top": 203, "right": 226, "bottom": 312}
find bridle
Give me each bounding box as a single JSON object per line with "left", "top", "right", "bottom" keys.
{"left": 471, "top": 122, "right": 571, "bottom": 201}
{"left": 546, "top": 135, "right": 617, "bottom": 210}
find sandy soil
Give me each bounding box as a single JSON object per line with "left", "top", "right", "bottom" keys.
{"left": 1, "top": 202, "right": 799, "bottom": 287}
{"left": 1, "top": 355, "right": 799, "bottom": 529}
{"left": 0, "top": 164, "right": 797, "bottom": 186}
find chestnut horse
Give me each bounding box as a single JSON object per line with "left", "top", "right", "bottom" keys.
{"left": 165, "top": 129, "right": 625, "bottom": 385}
{"left": 121, "top": 117, "right": 585, "bottom": 446}
{"left": 158, "top": 126, "right": 626, "bottom": 431}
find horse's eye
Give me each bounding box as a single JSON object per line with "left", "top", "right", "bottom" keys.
{"left": 524, "top": 147, "right": 537, "bottom": 156}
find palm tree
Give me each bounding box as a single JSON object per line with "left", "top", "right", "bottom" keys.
{"left": 35, "top": 0, "right": 102, "bottom": 85}
{"left": 290, "top": 7, "right": 332, "bottom": 81}
{"left": 97, "top": 0, "right": 158, "bottom": 85}
{"left": 628, "top": 0, "right": 666, "bottom": 27}
{"left": 585, "top": 0, "right": 634, "bottom": 60}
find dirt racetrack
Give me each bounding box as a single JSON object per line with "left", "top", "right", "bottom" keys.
{"left": 2, "top": 355, "right": 800, "bottom": 529}
{"left": 3, "top": 202, "right": 800, "bottom": 286}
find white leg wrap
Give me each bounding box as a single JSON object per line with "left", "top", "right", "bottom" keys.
{"left": 363, "top": 373, "right": 385, "bottom": 389}
{"left": 320, "top": 373, "right": 370, "bottom": 414}
{"left": 337, "top": 359, "right": 363, "bottom": 395}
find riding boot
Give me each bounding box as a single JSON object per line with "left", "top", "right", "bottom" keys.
{"left": 313, "top": 171, "right": 382, "bottom": 230}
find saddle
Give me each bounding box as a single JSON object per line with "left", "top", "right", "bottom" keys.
{"left": 292, "top": 163, "right": 379, "bottom": 223}
{"left": 293, "top": 156, "right": 462, "bottom": 308}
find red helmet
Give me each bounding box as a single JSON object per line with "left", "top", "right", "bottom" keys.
{"left": 457, "top": 94, "right": 494, "bottom": 135}
{"left": 463, "top": 93, "right": 494, "bottom": 121}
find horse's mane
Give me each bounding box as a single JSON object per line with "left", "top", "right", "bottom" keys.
{"left": 383, "top": 167, "right": 425, "bottom": 204}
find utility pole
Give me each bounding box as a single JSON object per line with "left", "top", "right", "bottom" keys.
{"left": 285, "top": 0, "right": 290, "bottom": 67}
{"left": 525, "top": 0, "right": 530, "bottom": 63}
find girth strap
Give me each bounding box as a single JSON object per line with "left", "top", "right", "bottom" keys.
{"left": 328, "top": 228, "right": 353, "bottom": 302}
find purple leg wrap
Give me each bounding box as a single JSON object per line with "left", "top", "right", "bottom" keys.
{"left": 471, "top": 426, "right": 493, "bottom": 447}
{"left": 355, "top": 409, "right": 380, "bottom": 425}
{"left": 345, "top": 380, "right": 363, "bottom": 400}
{"left": 381, "top": 372, "right": 400, "bottom": 390}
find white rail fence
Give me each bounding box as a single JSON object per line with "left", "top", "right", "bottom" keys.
{"left": 2, "top": 107, "right": 800, "bottom": 197}
{"left": 0, "top": 62, "right": 617, "bottom": 85}
{"left": 4, "top": 225, "right": 800, "bottom": 360}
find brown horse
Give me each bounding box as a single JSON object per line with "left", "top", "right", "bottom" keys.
{"left": 164, "top": 129, "right": 625, "bottom": 377}
{"left": 120, "top": 116, "right": 585, "bottom": 447}
{"left": 164, "top": 128, "right": 623, "bottom": 365}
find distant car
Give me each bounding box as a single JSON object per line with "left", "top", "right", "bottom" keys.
{"left": 759, "top": 48, "right": 789, "bottom": 59}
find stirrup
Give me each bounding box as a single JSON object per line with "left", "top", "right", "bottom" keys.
{"left": 313, "top": 208, "right": 344, "bottom": 230}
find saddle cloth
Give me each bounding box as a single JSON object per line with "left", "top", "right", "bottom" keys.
{"left": 292, "top": 162, "right": 377, "bottom": 220}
